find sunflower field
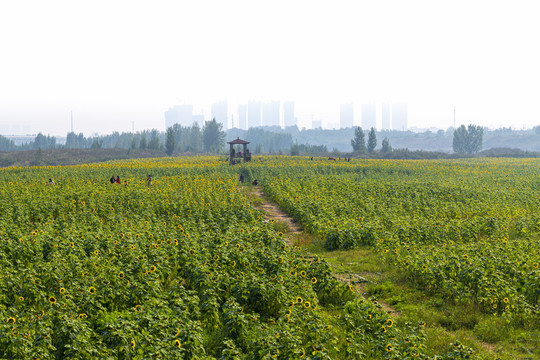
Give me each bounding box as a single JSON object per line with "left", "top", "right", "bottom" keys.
{"left": 249, "top": 157, "right": 540, "bottom": 325}
{"left": 0, "top": 157, "right": 454, "bottom": 359}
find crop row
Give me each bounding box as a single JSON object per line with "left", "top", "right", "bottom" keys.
{"left": 0, "top": 158, "right": 445, "bottom": 359}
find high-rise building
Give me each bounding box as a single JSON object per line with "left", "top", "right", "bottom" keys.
{"left": 392, "top": 103, "right": 408, "bottom": 131}
{"left": 381, "top": 103, "right": 391, "bottom": 130}
{"left": 312, "top": 119, "right": 322, "bottom": 129}
{"left": 283, "top": 101, "right": 296, "bottom": 127}
{"left": 238, "top": 104, "right": 247, "bottom": 130}
{"left": 263, "top": 101, "right": 280, "bottom": 127}
{"left": 248, "top": 101, "right": 262, "bottom": 128}
{"left": 340, "top": 103, "right": 354, "bottom": 128}
{"left": 361, "top": 103, "right": 377, "bottom": 130}
{"left": 164, "top": 104, "right": 193, "bottom": 129}
{"left": 211, "top": 101, "right": 228, "bottom": 129}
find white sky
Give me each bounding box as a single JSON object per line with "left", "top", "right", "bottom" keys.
{"left": 1, "top": 0, "right": 539, "bottom": 135}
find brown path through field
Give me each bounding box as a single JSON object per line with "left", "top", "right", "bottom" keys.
{"left": 245, "top": 185, "right": 400, "bottom": 317}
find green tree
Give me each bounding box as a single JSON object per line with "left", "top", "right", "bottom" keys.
{"left": 202, "top": 118, "right": 226, "bottom": 153}
{"left": 188, "top": 122, "right": 203, "bottom": 152}
{"left": 381, "top": 137, "right": 392, "bottom": 153}
{"left": 165, "top": 127, "right": 176, "bottom": 155}
{"left": 453, "top": 124, "right": 483, "bottom": 154}
{"left": 139, "top": 135, "right": 147, "bottom": 149}
{"left": 148, "top": 129, "right": 160, "bottom": 150}
{"left": 367, "top": 127, "right": 377, "bottom": 153}
{"left": 351, "top": 127, "right": 366, "bottom": 153}
{"left": 91, "top": 138, "right": 103, "bottom": 149}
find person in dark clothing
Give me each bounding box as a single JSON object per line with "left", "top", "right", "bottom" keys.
{"left": 252, "top": 179, "right": 258, "bottom": 186}
{"left": 239, "top": 174, "right": 244, "bottom": 183}
{"left": 116, "top": 176, "right": 121, "bottom": 184}
{"left": 110, "top": 176, "right": 116, "bottom": 184}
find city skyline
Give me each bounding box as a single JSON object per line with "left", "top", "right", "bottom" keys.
{"left": 1, "top": 1, "right": 539, "bottom": 135}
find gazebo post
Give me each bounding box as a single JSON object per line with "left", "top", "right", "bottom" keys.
{"left": 227, "top": 137, "right": 250, "bottom": 165}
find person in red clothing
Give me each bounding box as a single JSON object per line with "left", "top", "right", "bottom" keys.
{"left": 252, "top": 179, "right": 258, "bottom": 186}
{"left": 116, "top": 176, "right": 121, "bottom": 184}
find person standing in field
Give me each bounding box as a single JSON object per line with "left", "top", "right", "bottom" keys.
{"left": 110, "top": 175, "right": 116, "bottom": 184}
{"left": 48, "top": 178, "right": 55, "bottom": 185}
{"left": 147, "top": 174, "right": 153, "bottom": 186}
{"left": 116, "top": 176, "right": 121, "bottom": 184}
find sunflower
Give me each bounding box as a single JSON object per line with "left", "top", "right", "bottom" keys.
{"left": 59, "top": 288, "right": 65, "bottom": 294}
{"left": 300, "top": 270, "right": 306, "bottom": 278}
{"left": 135, "top": 305, "right": 143, "bottom": 312}
{"left": 311, "top": 277, "right": 317, "bottom": 284}
{"left": 189, "top": 249, "right": 195, "bottom": 256}
{"left": 131, "top": 340, "right": 136, "bottom": 349}
{"left": 7, "top": 317, "right": 16, "bottom": 324}
{"left": 118, "top": 272, "right": 125, "bottom": 279}
{"left": 386, "top": 319, "right": 394, "bottom": 327}
{"left": 79, "top": 313, "right": 87, "bottom": 320}
{"left": 88, "top": 287, "right": 96, "bottom": 294}
{"left": 49, "top": 296, "right": 57, "bottom": 304}
{"left": 174, "top": 339, "right": 181, "bottom": 348}
{"left": 503, "top": 297, "right": 509, "bottom": 303}
{"left": 304, "top": 301, "right": 311, "bottom": 309}
{"left": 385, "top": 344, "right": 392, "bottom": 352}
{"left": 296, "top": 296, "right": 303, "bottom": 304}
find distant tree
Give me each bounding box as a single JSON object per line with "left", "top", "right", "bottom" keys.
{"left": 66, "top": 132, "right": 85, "bottom": 149}
{"left": 202, "top": 118, "right": 226, "bottom": 153}
{"left": 130, "top": 137, "right": 137, "bottom": 149}
{"left": 139, "top": 135, "right": 147, "bottom": 149}
{"left": 452, "top": 124, "right": 483, "bottom": 154}
{"left": 534, "top": 125, "right": 540, "bottom": 135}
{"left": 381, "top": 137, "right": 392, "bottom": 153}
{"left": 290, "top": 142, "right": 300, "bottom": 156}
{"left": 0, "top": 135, "right": 16, "bottom": 151}
{"left": 33, "top": 133, "right": 48, "bottom": 150}
{"left": 367, "top": 127, "right": 377, "bottom": 153}
{"left": 91, "top": 138, "right": 103, "bottom": 149}
{"left": 148, "top": 129, "right": 160, "bottom": 150}
{"left": 188, "top": 122, "right": 203, "bottom": 152}
{"left": 351, "top": 126, "right": 366, "bottom": 153}
{"left": 165, "top": 127, "right": 176, "bottom": 155}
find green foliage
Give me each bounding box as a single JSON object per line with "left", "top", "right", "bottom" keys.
{"left": 453, "top": 124, "right": 484, "bottom": 154}
{"left": 381, "top": 137, "right": 392, "bottom": 153}
{"left": 351, "top": 127, "right": 366, "bottom": 153}
{"left": 147, "top": 129, "right": 161, "bottom": 150}
{"left": 367, "top": 127, "right": 377, "bottom": 153}
{"left": 202, "top": 118, "right": 226, "bottom": 153}
{"left": 0, "top": 135, "right": 17, "bottom": 151}
{"left": 33, "top": 133, "right": 57, "bottom": 150}
{"left": 165, "top": 127, "right": 176, "bottom": 155}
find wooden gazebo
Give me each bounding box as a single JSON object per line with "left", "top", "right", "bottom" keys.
{"left": 227, "top": 137, "right": 252, "bottom": 165}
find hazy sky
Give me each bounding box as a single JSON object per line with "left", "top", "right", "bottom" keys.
{"left": 1, "top": 0, "right": 539, "bottom": 135}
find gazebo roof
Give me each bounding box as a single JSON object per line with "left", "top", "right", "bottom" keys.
{"left": 227, "top": 137, "right": 250, "bottom": 145}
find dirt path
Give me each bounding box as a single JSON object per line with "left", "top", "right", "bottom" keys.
{"left": 246, "top": 185, "right": 400, "bottom": 317}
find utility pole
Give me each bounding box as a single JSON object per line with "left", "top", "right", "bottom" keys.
{"left": 71, "top": 111, "right": 73, "bottom": 133}
{"left": 132, "top": 121, "right": 134, "bottom": 132}
{"left": 453, "top": 106, "right": 456, "bottom": 129}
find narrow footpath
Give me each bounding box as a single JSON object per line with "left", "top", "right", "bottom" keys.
{"left": 245, "top": 185, "right": 400, "bottom": 317}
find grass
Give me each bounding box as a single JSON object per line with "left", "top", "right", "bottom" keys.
{"left": 292, "top": 232, "right": 540, "bottom": 360}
